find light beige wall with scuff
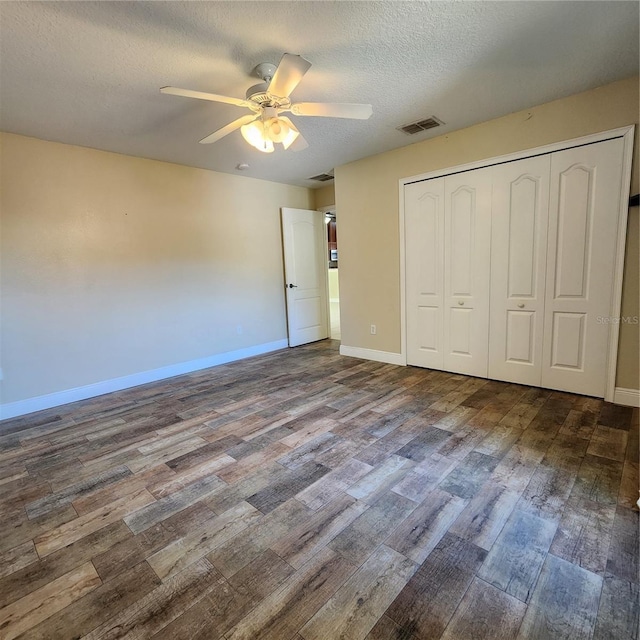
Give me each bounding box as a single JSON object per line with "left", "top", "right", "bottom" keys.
{"left": 0, "top": 133, "right": 313, "bottom": 404}
{"left": 335, "top": 76, "right": 640, "bottom": 390}
{"left": 313, "top": 184, "right": 336, "bottom": 209}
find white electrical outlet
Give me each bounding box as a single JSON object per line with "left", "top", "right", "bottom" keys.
{"left": 236, "top": 325, "right": 243, "bottom": 335}
{"left": 370, "top": 324, "right": 376, "bottom": 335}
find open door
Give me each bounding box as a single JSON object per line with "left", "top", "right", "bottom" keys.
{"left": 281, "top": 207, "right": 329, "bottom": 347}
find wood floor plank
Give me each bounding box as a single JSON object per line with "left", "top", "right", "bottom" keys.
{"left": 16, "top": 560, "right": 161, "bottom": 640}
{"left": 225, "top": 547, "right": 356, "bottom": 640}
{"left": 35, "top": 487, "right": 155, "bottom": 556}
{"left": 0, "top": 561, "right": 101, "bottom": 640}
{"left": 90, "top": 521, "right": 183, "bottom": 583}
{"left": 149, "top": 577, "right": 253, "bottom": 640}
{"left": 440, "top": 577, "right": 526, "bottom": 640}
{"left": 517, "top": 554, "right": 602, "bottom": 640}
{"left": 390, "top": 453, "right": 457, "bottom": 503}
{"left": 598, "top": 403, "right": 634, "bottom": 430}
{"left": 204, "top": 461, "right": 290, "bottom": 515}
{"left": 0, "top": 340, "right": 635, "bottom": 640}
{"left": 216, "top": 442, "right": 292, "bottom": 484}
{"left": 0, "top": 542, "right": 38, "bottom": 580}
{"left": 271, "top": 493, "right": 369, "bottom": 569}
{"left": 439, "top": 451, "right": 500, "bottom": 499}
{"left": 0, "top": 503, "right": 77, "bottom": 554}
{"left": 395, "top": 426, "right": 452, "bottom": 462}
{"left": 147, "top": 501, "right": 262, "bottom": 580}
{"left": 299, "top": 544, "right": 417, "bottom": 640}
{"left": 148, "top": 454, "right": 235, "bottom": 499}
{"left": 82, "top": 557, "right": 222, "bottom": 640}
{"left": 593, "top": 575, "right": 639, "bottom": 640}
{"left": 164, "top": 436, "right": 243, "bottom": 473}
{"left": 328, "top": 492, "right": 416, "bottom": 565}
{"left": 448, "top": 480, "right": 521, "bottom": 550}
{"left": 246, "top": 461, "right": 330, "bottom": 514}
{"left": 384, "top": 532, "right": 487, "bottom": 640}
{"left": 0, "top": 521, "right": 130, "bottom": 608}
{"left": 364, "top": 615, "right": 413, "bottom": 640}
{"left": 208, "top": 498, "right": 312, "bottom": 578}
{"left": 587, "top": 425, "right": 629, "bottom": 461}
{"left": 385, "top": 488, "right": 467, "bottom": 564}
{"left": 123, "top": 475, "right": 222, "bottom": 535}
{"left": 295, "top": 458, "right": 373, "bottom": 510}
{"left": 560, "top": 408, "right": 598, "bottom": 440}
{"left": 346, "top": 454, "right": 415, "bottom": 504}
{"left": 516, "top": 461, "right": 578, "bottom": 522}
{"left": 490, "top": 444, "right": 544, "bottom": 494}
{"left": 25, "top": 464, "right": 132, "bottom": 520}
{"left": 606, "top": 505, "right": 639, "bottom": 583}
{"left": 618, "top": 459, "right": 640, "bottom": 510}
{"left": 477, "top": 509, "right": 557, "bottom": 603}
{"left": 71, "top": 464, "right": 174, "bottom": 515}
{"left": 126, "top": 436, "right": 209, "bottom": 473}
{"left": 227, "top": 548, "right": 295, "bottom": 599}
{"left": 550, "top": 496, "right": 617, "bottom": 575}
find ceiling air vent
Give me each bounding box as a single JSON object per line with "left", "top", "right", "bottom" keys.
{"left": 309, "top": 173, "right": 334, "bottom": 182}
{"left": 397, "top": 116, "right": 444, "bottom": 135}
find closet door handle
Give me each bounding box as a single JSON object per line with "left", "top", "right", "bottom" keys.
{"left": 517, "top": 303, "right": 525, "bottom": 308}
{"left": 458, "top": 301, "right": 465, "bottom": 306}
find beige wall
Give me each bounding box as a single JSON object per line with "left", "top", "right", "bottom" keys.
{"left": 313, "top": 184, "right": 336, "bottom": 209}
{"left": 0, "top": 133, "right": 312, "bottom": 404}
{"left": 335, "top": 76, "right": 640, "bottom": 390}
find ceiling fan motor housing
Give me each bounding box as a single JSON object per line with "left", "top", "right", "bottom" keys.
{"left": 245, "top": 82, "right": 272, "bottom": 104}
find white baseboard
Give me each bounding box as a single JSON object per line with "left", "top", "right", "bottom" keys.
{"left": 613, "top": 387, "right": 640, "bottom": 407}
{"left": 0, "top": 339, "right": 289, "bottom": 422}
{"left": 339, "top": 345, "right": 405, "bottom": 366}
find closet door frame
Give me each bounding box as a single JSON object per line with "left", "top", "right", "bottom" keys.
{"left": 399, "top": 125, "right": 634, "bottom": 403}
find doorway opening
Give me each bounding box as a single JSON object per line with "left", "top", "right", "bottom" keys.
{"left": 326, "top": 210, "right": 340, "bottom": 340}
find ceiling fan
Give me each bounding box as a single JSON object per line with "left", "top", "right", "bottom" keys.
{"left": 161, "top": 53, "right": 373, "bottom": 153}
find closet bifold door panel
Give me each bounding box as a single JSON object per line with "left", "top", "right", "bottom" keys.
{"left": 404, "top": 130, "right": 630, "bottom": 399}
{"left": 443, "top": 167, "right": 492, "bottom": 377}
{"left": 405, "top": 178, "right": 445, "bottom": 368}
{"left": 541, "top": 137, "right": 625, "bottom": 397}
{"left": 488, "top": 155, "right": 551, "bottom": 385}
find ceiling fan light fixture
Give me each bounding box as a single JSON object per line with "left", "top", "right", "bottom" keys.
{"left": 280, "top": 117, "right": 301, "bottom": 150}
{"left": 163, "top": 53, "right": 371, "bottom": 155}
{"left": 257, "top": 139, "right": 275, "bottom": 153}
{"left": 267, "top": 117, "right": 290, "bottom": 143}
{"left": 241, "top": 120, "right": 273, "bottom": 152}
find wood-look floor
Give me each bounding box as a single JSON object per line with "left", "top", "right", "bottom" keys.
{"left": 0, "top": 340, "right": 638, "bottom": 640}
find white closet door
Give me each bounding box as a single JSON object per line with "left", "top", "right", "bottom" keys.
{"left": 489, "top": 155, "right": 551, "bottom": 385}
{"left": 443, "top": 167, "right": 492, "bottom": 377}
{"left": 542, "top": 138, "right": 625, "bottom": 396}
{"left": 405, "top": 178, "right": 445, "bottom": 368}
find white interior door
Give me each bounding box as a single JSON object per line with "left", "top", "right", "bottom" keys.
{"left": 405, "top": 178, "right": 445, "bottom": 368}
{"left": 281, "top": 207, "right": 329, "bottom": 347}
{"left": 443, "top": 168, "right": 492, "bottom": 377}
{"left": 542, "top": 138, "right": 625, "bottom": 396}
{"left": 489, "top": 155, "right": 551, "bottom": 385}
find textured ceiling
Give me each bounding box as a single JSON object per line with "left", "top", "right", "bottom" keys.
{"left": 1, "top": 1, "right": 638, "bottom": 188}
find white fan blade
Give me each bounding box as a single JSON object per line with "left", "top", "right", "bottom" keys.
{"left": 199, "top": 114, "right": 258, "bottom": 144}
{"left": 290, "top": 102, "right": 373, "bottom": 119}
{"left": 289, "top": 133, "right": 309, "bottom": 151}
{"left": 279, "top": 116, "right": 308, "bottom": 151}
{"left": 268, "top": 54, "right": 311, "bottom": 98}
{"left": 161, "top": 86, "right": 251, "bottom": 108}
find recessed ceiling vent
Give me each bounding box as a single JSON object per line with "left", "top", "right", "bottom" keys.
{"left": 397, "top": 116, "right": 444, "bottom": 135}
{"left": 309, "top": 173, "right": 334, "bottom": 182}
